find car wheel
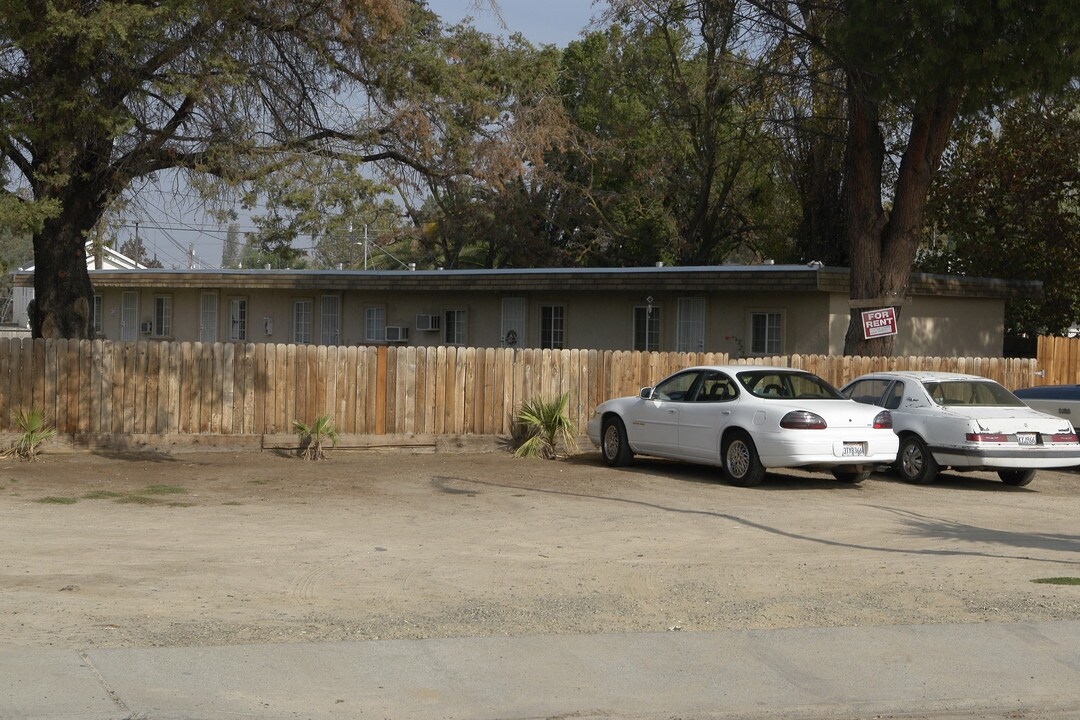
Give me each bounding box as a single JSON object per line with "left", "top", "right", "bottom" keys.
{"left": 722, "top": 431, "right": 765, "bottom": 487}
{"left": 896, "top": 435, "right": 939, "bottom": 485}
{"left": 601, "top": 417, "right": 634, "bottom": 467}
{"left": 831, "top": 469, "right": 870, "bottom": 483}
{"left": 998, "top": 469, "right": 1036, "bottom": 487}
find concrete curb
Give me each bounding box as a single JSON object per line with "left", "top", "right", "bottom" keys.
{"left": 4, "top": 621, "right": 1080, "bottom": 720}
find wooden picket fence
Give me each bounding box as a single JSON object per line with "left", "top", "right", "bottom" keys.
{"left": 0, "top": 338, "right": 1044, "bottom": 438}
{"left": 1035, "top": 335, "right": 1080, "bottom": 386}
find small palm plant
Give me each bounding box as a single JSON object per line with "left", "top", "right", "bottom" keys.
{"left": 292, "top": 415, "right": 340, "bottom": 460}
{"left": 513, "top": 393, "right": 578, "bottom": 460}
{"left": 8, "top": 408, "right": 57, "bottom": 460}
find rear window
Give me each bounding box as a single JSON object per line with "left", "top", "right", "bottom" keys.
{"left": 921, "top": 380, "right": 1025, "bottom": 407}
{"left": 737, "top": 371, "right": 844, "bottom": 400}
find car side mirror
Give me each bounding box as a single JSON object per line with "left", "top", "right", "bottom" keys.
{"left": 639, "top": 387, "right": 653, "bottom": 399}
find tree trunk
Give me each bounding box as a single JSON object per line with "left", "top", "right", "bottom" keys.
{"left": 842, "top": 79, "right": 959, "bottom": 356}
{"left": 31, "top": 205, "right": 98, "bottom": 340}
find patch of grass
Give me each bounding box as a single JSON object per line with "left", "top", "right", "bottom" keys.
{"left": 222, "top": 501, "right": 243, "bottom": 506}
{"left": 165, "top": 501, "right": 195, "bottom": 508}
{"left": 116, "top": 495, "right": 158, "bottom": 505}
{"left": 35, "top": 496, "right": 77, "bottom": 505}
{"left": 1032, "top": 577, "right": 1080, "bottom": 585}
{"left": 83, "top": 490, "right": 126, "bottom": 500}
{"left": 142, "top": 484, "right": 188, "bottom": 495}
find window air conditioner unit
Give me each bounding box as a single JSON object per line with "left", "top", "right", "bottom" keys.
{"left": 384, "top": 326, "right": 409, "bottom": 343}
{"left": 415, "top": 314, "right": 440, "bottom": 331}
{"left": 140, "top": 320, "right": 153, "bottom": 335}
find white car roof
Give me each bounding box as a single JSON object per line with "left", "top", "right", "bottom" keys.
{"left": 851, "top": 370, "right": 999, "bottom": 384}
{"left": 683, "top": 365, "right": 810, "bottom": 374}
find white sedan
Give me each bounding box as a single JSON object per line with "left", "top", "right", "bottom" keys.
{"left": 586, "top": 365, "right": 899, "bottom": 487}
{"left": 841, "top": 371, "right": 1080, "bottom": 486}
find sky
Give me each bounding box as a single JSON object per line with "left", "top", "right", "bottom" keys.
{"left": 426, "top": 0, "right": 598, "bottom": 47}
{"left": 124, "top": 1, "right": 600, "bottom": 269}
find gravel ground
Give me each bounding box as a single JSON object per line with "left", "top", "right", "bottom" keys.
{"left": 1, "top": 450, "right": 1078, "bottom": 649}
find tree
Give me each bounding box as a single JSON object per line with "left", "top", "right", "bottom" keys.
{"left": 220, "top": 224, "right": 241, "bottom": 269}
{"left": 390, "top": 28, "right": 572, "bottom": 269}
{"left": 0, "top": 0, "right": 466, "bottom": 338}
{"left": 763, "top": 4, "right": 848, "bottom": 266}
{"left": 554, "top": 3, "right": 793, "bottom": 267}
{"left": 119, "top": 237, "right": 164, "bottom": 268}
{"left": 922, "top": 89, "right": 1080, "bottom": 344}
{"left": 311, "top": 199, "right": 404, "bottom": 269}
{"left": 817, "top": 0, "right": 1079, "bottom": 354}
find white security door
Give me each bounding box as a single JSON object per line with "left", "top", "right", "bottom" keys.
{"left": 501, "top": 297, "right": 525, "bottom": 347}
{"left": 677, "top": 297, "right": 705, "bottom": 352}
{"left": 120, "top": 291, "right": 138, "bottom": 341}
{"left": 200, "top": 293, "right": 218, "bottom": 342}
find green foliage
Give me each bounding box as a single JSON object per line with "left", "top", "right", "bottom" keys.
{"left": 118, "top": 237, "right": 163, "bottom": 268}
{"left": 142, "top": 484, "right": 188, "bottom": 495}
{"left": 35, "top": 496, "right": 77, "bottom": 505}
{"left": 293, "top": 415, "right": 340, "bottom": 461}
{"left": 6, "top": 408, "right": 57, "bottom": 460}
{"left": 549, "top": 6, "right": 795, "bottom": 266}
{"left": 220, "top": 224, "right": 242, "bottom": 269}
{"left": 923, "top": 90, "right": 1080, "bottom": 338}
{"left": 513, "top": 393, "right": 578, "bottom": 460}
{"left": 827, "top": 0, "right": 1080, "bottom": 113}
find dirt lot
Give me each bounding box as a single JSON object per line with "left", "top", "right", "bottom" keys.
{"left": 1, "top": 448, "right": 1078, "bottom": 649}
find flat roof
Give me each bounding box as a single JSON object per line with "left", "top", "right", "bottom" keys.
{"left": 12, "top": 264, "right": 1042, "bottom": 299}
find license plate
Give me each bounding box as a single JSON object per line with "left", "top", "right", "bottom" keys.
{"left": 1016, "top": 433, "right": 1037, "bottom": 446}
{"left": 842, "top": 442, "right": 866, "bottom": 457}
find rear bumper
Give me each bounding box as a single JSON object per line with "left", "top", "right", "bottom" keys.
{"left": 758, "top": 433, "right": 899, "bottom": 469}
{"left": 930, "top": 444, "right": 1080, "bottom": 469}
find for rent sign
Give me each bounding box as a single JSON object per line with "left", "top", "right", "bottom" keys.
{"left": 861, "top": 307, "right": 898, "bottom": 340}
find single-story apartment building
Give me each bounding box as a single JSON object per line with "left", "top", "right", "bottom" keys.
{"left": 12, "top": 264, "right": 1039, "bottom": 357}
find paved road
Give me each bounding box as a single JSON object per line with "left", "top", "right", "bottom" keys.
{"left": 4, "top": 621, "right": 1080, "bottom": 720}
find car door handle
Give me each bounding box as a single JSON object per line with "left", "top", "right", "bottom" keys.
{"left": 720, "top": 410, "right": 731, "bottom": 415}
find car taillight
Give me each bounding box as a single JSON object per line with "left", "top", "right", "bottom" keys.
{"left": 780, "top": 411, "right": 827, "bottom": 429}
{"left": 966, "top": 433, "right": 1008, "bottom": 443}
{"left": 872, "top": 411, "right": 892, "bottom": 429}
{"left": 1050, "top": 433, "right": 1078, "bottom": 443}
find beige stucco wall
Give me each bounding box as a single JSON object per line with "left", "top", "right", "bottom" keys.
{"left": 93, "top": 285, "right": 996, "bottom": 357}
{"left": 827, "top": 293, "right": 1005, "bottom": 356}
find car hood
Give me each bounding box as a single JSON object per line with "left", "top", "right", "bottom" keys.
{"left": 937, "top": 406, "right": 1071, "bottom": 433}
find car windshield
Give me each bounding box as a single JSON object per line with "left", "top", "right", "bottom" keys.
{"left": 921, "top": 380, "right": 1026, "bottom": 407}
{"left": 736, "top": 371, "right": 844, "bottom": 400}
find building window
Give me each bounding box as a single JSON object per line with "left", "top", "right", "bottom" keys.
{"left": 229, "top": 298, "right": 247, "bottom": 341}
{"left": 92, "top": 294, "right": 103, "bottom": 336}
{"left": 444, "top": 309, "right": 467, "bottom": 346}
{"left": 364, "top": 307, "right": 385, "bottom": 343}
{"left": 677, "top": 297, "right": 705, "bottom": 352}
{"left": 121, "top": 291, "right": 138, "bottom": 341}
{"left": 539, "top": 305, "right": 565, "bottom": 349}
{"left": 293, "top": 299, "right": 313, "bottom": 344}
{"left": 633, "top": 305, "right": 660, "bottom": 351}
{"left": 750, "top": 311, "right": 783, "bottom": 355}
{"left": 320, "top": 295, "right": 341, "bottom": 346}
{"left": 153, "top": 295, "right": 172, "bottom": 337}
{"left": 200, "top": 292, "right": 218, "bottom": 342}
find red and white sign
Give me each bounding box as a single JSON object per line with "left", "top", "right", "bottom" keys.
{"left": 861, "top": 307, "right": 898, "bottom": 340}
